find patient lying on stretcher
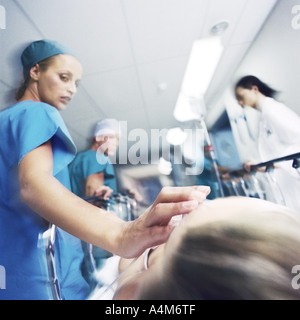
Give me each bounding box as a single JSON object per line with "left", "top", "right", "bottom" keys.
{"left": 91, "top": 196, "right": 300, "bottom": 300}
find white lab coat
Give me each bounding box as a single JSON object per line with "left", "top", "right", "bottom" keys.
{"left": 257, "top": 97, "right": 300, "bottom": 215}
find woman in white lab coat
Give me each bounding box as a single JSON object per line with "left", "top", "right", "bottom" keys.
{"left": 235, "top": 75, "right": 300, "bottom": 214}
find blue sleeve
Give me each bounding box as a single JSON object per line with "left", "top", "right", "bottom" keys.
{"left": 95, "top": 153, "right": 115, "bottom": 178}
{"left": 83, "top": 152, "right": 106, "bottom": 178}
{"left": 8, "top": 102, "right": 76, "bottom": 176}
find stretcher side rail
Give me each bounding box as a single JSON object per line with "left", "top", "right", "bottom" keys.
{"left": 225, "top": 152, "right": 300, "bottom": 178}
{"left": 249, "top": 152, "right": 300, "bottom": 172}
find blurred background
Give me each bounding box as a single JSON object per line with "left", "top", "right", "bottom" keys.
{"left": 1, "top": 0, "right": 299, "bottom": 206}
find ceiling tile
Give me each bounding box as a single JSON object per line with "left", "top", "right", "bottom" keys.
{"left": 66, "top": 115, "right": 99, "bottom": 150}
{"left": 123, "top": 0, "right": 210, "bottom": 64}
{"left": 16, "top": 0, "right": 135, "bottom": 74}
{"left": 60, "top": 86, "right": 107, "bottom": 123}
{"left": 115, "top": 107, "right": 150, "bottom": 132}
{"left": 137, "top": 56, "right": 188, "bottom": 128}
{"left": 66, "top": 125, "right": 91, "bottom": 152}
{"left": 0, "top": 0, "right": 43, "bottom": 87}
{"left": 229, "top": 0, "right": 277, "bottom": 45}
{"left": 0, "top": 0, "right": 280, "bottom": 157}
{"left": 81, "top": 66, "right": 146, "bottom": 117}
{"left": 200, "top": 0, "right": 247, "bottom": 46}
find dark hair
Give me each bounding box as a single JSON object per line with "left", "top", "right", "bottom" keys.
{"left": 15, "top": 75, "right": 31, "bottom": 101}
{"left": 15, "top": 55, "right": 57, "bottom": 101}
{"left": 235, "top": 75, "right": 278, "bottom": 98}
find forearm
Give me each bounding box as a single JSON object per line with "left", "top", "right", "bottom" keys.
{"left": 19, "top": 141, "right": 211, "bottom": 259}
{"left": 20, "top": 171, "right": 126, "bottom": 255}
{"left": 85, "top": 172, "right": 104, "bottom": 196}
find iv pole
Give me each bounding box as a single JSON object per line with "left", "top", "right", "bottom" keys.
{"left": 195, "top": 116, "right": 225, "bottom": 197}
{"left": 187, "top": 96, "right": 225, "bottom": 198}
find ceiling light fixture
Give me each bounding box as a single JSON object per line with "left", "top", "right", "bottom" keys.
{"left": 174, "top": 36, "right": 224, "bottom": 122}
{"left": 210, "top": 21, "right": 229, "bottom": 35}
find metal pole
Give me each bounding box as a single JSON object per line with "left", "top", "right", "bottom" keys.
{"left": 197, "top": 117, "right": 225, "bottom": 197}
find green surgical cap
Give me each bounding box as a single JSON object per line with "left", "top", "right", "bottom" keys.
{"left": 21, "top": 39, "right": 76, "bottom": 77}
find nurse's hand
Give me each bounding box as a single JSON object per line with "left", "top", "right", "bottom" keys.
{"left": 244, "top": 161, "right": 266, "bottom": 173}
{"left": 94, "top": 185, "right": 114, "bottom": 200}
{"left": 118, "top": 186, "right": 210, "bottom": 258}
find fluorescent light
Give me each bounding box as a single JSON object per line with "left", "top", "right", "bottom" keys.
{"left": 182, "top": 36, "right": 223, "bottom": 97}
{"left": 174, "top": 36, "right": 224, "bottom": 122}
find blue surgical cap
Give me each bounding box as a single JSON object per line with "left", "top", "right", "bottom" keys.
{"left": 21, "top": 39, "right": 76, "bottom": 77}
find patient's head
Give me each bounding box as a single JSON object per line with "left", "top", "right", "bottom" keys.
{"left": 114, "top": 197, "right": 300, "bottom": 300}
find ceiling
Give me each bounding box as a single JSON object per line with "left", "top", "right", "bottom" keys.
{"left": 0, "top": 0, "right": 278, "bottom": 154}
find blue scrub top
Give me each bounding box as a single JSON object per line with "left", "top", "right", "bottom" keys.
{"left": 68, "top": 150, "right": 117, "bottom": 291}
{"left": 68, "top": 149, "right": 117, "bottom": 198}
{"left": 0, "top": 101, "right": 89, "bottom": 300}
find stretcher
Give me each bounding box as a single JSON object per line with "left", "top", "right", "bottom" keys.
{"left": 221, "top": 152, "right": 300, "bottom": 205}
{"left": 43, "top": 153, "right": 300, "bottom": 299}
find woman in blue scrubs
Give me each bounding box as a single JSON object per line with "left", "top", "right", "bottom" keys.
{"left": 0, "top": 39, "right": 209, "bottom": 299}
